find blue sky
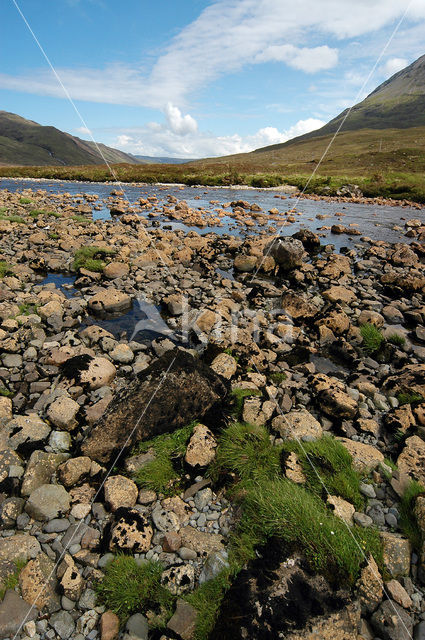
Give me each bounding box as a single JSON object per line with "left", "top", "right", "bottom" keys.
{"left": 1, "top": 0, "right": 425, "bottom": 158}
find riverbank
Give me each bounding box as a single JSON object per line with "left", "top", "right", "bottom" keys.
{"left": 0, "top": 187, "right": 425, "bottom": 639}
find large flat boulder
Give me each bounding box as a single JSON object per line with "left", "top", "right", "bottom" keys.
{"left": 81, "top": 349, "right": 228, "bottom": 464}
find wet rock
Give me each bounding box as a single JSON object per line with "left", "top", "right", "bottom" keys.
{"left": 25, "top": 484, "right": 70, "bottom": 521}
{"left": 82, "top": 349, "right": 227, "bottom": 464}
{"left": 109, "top": 507, "right": 153, "bottom": 552}
{"left": 104, "top": 475, "right": 138, "bottom": 511}
{"left": 185, "top": 423, "right": 217, "bottom": 467}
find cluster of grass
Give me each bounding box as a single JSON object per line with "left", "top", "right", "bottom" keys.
{"left": 19, "top": 197, "right": 32, "bottom": 205}
{"left": 281, "top": 435, "right": 364, "bottom": 510}
{"left": 71, "top": 214, "right": 92, "bottom": 223}
{"left": 360, "top": 323, "right": 385, "bottom": 354}
{"left": 17, "top": 302, "right": 39, "bottom": 316}
{"left": 0, "top": 212, "right": 25, "bottom": 224}
{"left": 72, "top": 245, "right": 116, "bottom": 272}
{"left": 399, "top": 480, "right": 425, "bottom": 551}
{"left": 397, "top": 392, "right": 424, "bottom": 406}
{"left": 48, "top": 232, "right": 59, "bottom": 239}
{"left": 0, "top": 261, "right": 14, "bottom": 278}
{"left": 0, "top": 559, "right": 26, "bottom": 600}
{"left": 95, "top": 556, "right": 173, "bottom": 624}
{"left": 0, "top": 387, "right": 13, "bottom": 398}
{"left": 223, "top": 347, "right": 239, "bottom": 362}
{"left": 267, "top": 372, "right": 287, "bottom": 384}
{"left": 387, "top": 333, "right": 406, "bottom": 347}
{"left": 228, "top": 387, "right": 262, "bottom": 418}
{"left": 135, "top": 422, "right": 195, "bottom": 495}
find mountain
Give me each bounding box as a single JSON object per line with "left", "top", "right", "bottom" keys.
{"left": 254, "top": 54, "right": 425, "bottom": 154}
{"left": 134, "top": 155, "right": 194, "bottom": 164}
{"left": 0, "top": 111, "right": 141, "bottom": 166}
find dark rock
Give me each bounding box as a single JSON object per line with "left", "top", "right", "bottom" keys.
{"left": 371, "top": 599, "right": 413, "bottom": 640}
{"left": 266, "top": 237, "right": 305, "bottom": 271}
{"left": 81, "top": 349, "right": 228, "bottom": 464}
{"left": 0, "top": 590, "right": 38, "bottom": 637}
{"left": 167, "top": 599, "right": 198, "bottom": 640}
{"left": 292, "top": 229, "right": 321, "bottom": 252}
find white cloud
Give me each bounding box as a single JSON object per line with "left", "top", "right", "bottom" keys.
{"left": 75, "top": 126, "right": 91, "bottom": 135}
{"left": 256, "top": 45, "right": 338, "bottom": 73}
{"left": 109, "top": 116, "right": 325, "bottom": 159}
{"left": 381, "top": 57, "right": 408, "bottom": 77}
{"left": 2, "top": 0, "right": 424, "bottom": 108}
{"left": 164, "top": 103, "right": 198, "bottom": 135}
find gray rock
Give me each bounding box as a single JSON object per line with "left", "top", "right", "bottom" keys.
{"left": 178, "top": 547, "right": 197, "bottom": 561}
{"left": 386, "top": 513, "right": 398, "bottom": 528}
{"left": 360, "top": 482, "right": 376, "bottom": 499}
{"left": 0, "top": 589, "right": 38, "bottom": 637}
{"left": 371, "top": 599, "right": 412, "bottom": 640}
{"left": 194, "top": 488, "right": 213, "bottom": 511}
{"left": 44, "top": 518, "right": 70, "bottom": 533}
{"left": 266, "top": 237, "right": 305, "bottom": 270}
{"left": 50, "top": 610, "right": 75, "bottom": 639}
{"left": 126, "top": 613, "right": 149, "bottom": 640}
{"left": 199, "top": 550, "right": 229, "bottom": 584}
{"left": 367, "top": 503, "right": 386, "bottom": 526}
{"left": 353, "top": 512, "right": 373, "bottom": 528}
{"left": 25, "top": 484, "right": 70, "bottom": 521}
{"left": 414, "top": 621, "right": 425, "bottom": 639}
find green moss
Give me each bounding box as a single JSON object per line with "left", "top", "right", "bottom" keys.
{"left": 399, "top": 480, "right": 425, "bottom": 551}
{"left": 17, "top": 302, "right": 39, "bottom": 316}
{"left": 387, "top": 333, "right": 406, "bottom": 347}
{"left": 0, "top": 387, "right": 13, "bottom": 398}
{"left": 19, "top": 197, "right": 32, "bottom": 205}
{"left": 229, "top": 387, "right": 262, "bottom": 419}
{"left": 185, "top": 571, "right": 232, "bottom": 640}
{"left": 360, "top": 323, "right": 385, "bottom": 354}
{"left": 0, "top": 213, "right": 25, "bottom": 224}
{"left": 48, "top": 232, "right": 59, "bottom": 239}
{"left": 0, "top": 559, "right": 27, "bottom": 600}
{"left": 95, "top": 556, "right": 173, "bottom": 624}
{"left": 397, "top": 392, "right": 424, "bottom": 406}
{"left": 72, "top": 245, "right": 116, "bottom": 272}
{"left": 135, "top": 422, "right": 195, "bottom": 495}
{"left": 267, "top": 372, "right": 287, "bottom": 384}
{"left": 282, "top": 435, "right": 364, "bottom": 510}
{"left": 0, "top": 261, "right": 14, "bottom": 278}
{"left": 71, "top": 214, "right": 91, "bottom": 223}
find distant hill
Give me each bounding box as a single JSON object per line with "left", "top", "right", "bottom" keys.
{"left": 0, "top": 111, "right": 141, "bottom": 166}
{"left": 255, "top": 54, "right": 425, "bottom": 154}
{"left": 134, "top": 155, "right": 195, "bottom": 164}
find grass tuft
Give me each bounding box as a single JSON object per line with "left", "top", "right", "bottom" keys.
{"left": 399, "top": 480, "right": 425, "bottom": 551}
{"left": 360, "top": 322, "right": 385, "bottom": 354}
{"left": 72, "top": 245, "right": 116, "bottom": 272}
{"left": 0, "top": 559, "right": 26, "bottom": 600}
{"left": 397, "top": 392, "right": 424, "bottom": 406}
{"left": 229, "top": 387, "right": 262, "bottom": 418}
{"left": 95, "top": 555, "right": 173, "bottom": 624}
{"left": 19, "top": 197, "right": 32, "bottom": 205}
{"left": 0, "top": 261, "right": 14, "bottom": 278}
{"left": 387, "top": 333, "right": 406, "bottom": 347}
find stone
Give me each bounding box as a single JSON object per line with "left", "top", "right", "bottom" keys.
{"left": 179, "top": 526, "right": 224, "bottom": 557}
{"left": 100, "top": 611, "right": 120, "bottom": 640}
{"left": 327, "top": 495, "right": 355, "bottom": 525}
{"left": 266, "top": 237, "right": 305, "bottom": 270}
{"left": 126, "top": 613, "right": 149, "bottom": 639}
{"left": 60, "top": 554, "right": 84, "bottom": 600}
{"left": 82, "top": 349, "right": 227, "bottom": 464}
{"left": 311, "top": 374, "right": 357, "bottom": 419}
{"left": 0, "top": 448, "right": 22, "bottom": 483}
{"left": 0, "top": 590, "right": 38, "bottom": 637}
{"left": 272, "top": 409, "right": 322, "bottom": 440}
{"left": 397, "top": 436, "right": 425, "bottom": 486}
{"left": 1, "top": 414, "right": 50, "bottom": 452}
{"left": 357, "top": 555, "right": 383, "bottom": 615}
{"left": 381, "top": 532, "right": 411, "bottom": 578}
{"left": 19, "top": 552, "right": 60, "bottom": 611}
{"left": 0, "top": 396, "right": 12, "bottom": 420}
{"left": 76, "top": 610, "right": 98, "bottom": 635}
{"left": 88, "top": 288, "right": 132, "bottom": 314}
{"left": 323, "top": 285, "right": 356, "bottom": 304}
{"left": 152, "top": 505, "right": 181, "bottom": 532}
{"left": 353, "top": 512, "right": 373, "bottom": 528}
{"left": 284, "top": 452, "right": 306, "bottom": 484}
{"left": 199, "top": 550, "right": 229, "bottom": 584}
{"left": 50, "top": 610, "right": 75, "bottom": 639}
{"left": 161, "top": 564, "right": 195, "bottom": 595}
{"left": 371, "top": 599, "right": 413, "bottom": 640}
{"left": 210, "top": 352, "right": 237, "bottom": 379}
{"left": 167, "top": 599, "right": 198, "bottom": 640}
{"left": 49, "top": 430, "right": 71, "bottom": 452}
{"left": 25, "top": 484, "right": 70, "bottom": 521}
{"left": 103, "top": 262, "right": 129, "bottom": 279}
{"left": 234, "top": 254, "right": 257, "bottom": 272}
{"left": 280, "top": 292, "right": 319, "bottom": 321}
{"left": 338, "top": 438, "right": 384, "bottom": 472}
{"left": 386, "top": 579, "right": 412, "bottom": 609}
{"left": 57, "top": 456, "right": 91, "bottom": 487}
{"left": 104, "top": 475, "right": 138, "bottom": 511}
{"left": 0, "top": 497, "right": 24, "bottom": 526}
{"left": 162, "top": 531, "right": 182, "bottom": 553}
{"left": 47, "top": 396, "right": 80, "bottom": 431}
{"left": 242, "top": 396, "right": 274, "bottom": 426}
{"left": 110, "top": 343, "right": 134, "bottom": 364}
{"left": 79, "top": 356, "right": 117, "bottom": 390}
{"left": 109, "top": 507, "right": 153, "bottom": 553}
{"left": 21, "top": 450, "right": 67, "bottom": 496}
{"left": 0, "top": 534, "right": 41, "bottom": 563}
{"left": 185, "top": 423, "right": 217, "bottom": 467}
{"left": 383, "top": 364, "right": 425, "bottom": 400}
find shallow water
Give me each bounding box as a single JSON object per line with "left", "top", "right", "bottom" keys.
{"left": 1, "top": 178, "right": 423, "bottom": 248}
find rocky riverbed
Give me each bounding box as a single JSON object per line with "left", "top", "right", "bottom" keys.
{"left": 0, "top": 187, "right": 424, "bottom": 640}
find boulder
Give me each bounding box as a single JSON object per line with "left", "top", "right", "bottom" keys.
{"left": 357, "top": 554, "right": 383, "bottom": 615}
{"left": 25, "top": 484, "right": 70, "bottom": 521}
{"left": 19, "top": 552, "right": 60, "bottom": 611}
{"left": 338, "top": 439, "right": 384, "bottom": 473}
{"left": 57, "top": 457, "right": 92, "bottom": 487}
{"left": 0, "top": 590, "right": 38, "bottom": 638}
{"left": 1, "top": 414, "right": 50, "bottom": 453}
{"left": 21, "top": 450, "right": 67, "bottom": 496}
{"left": 88, "top": 288, "right": 131, "bottom": 314}
{"left": 272, "top": 409, "right": 322, "bottom": 440}
{"left": 397, "top": 436, "right": 425, "bottom": 486}
{"left": 46, "top": 396, "right": 80, "bottom": 431}
{"left": 266, "top": 237, "right": 305, "bottom": 270}
{"left": 82, "top": 349, "right": 227, "bottom": 464}
{"left": 104, "top": 475, "right": 138, "bottom": 511}
{"left": 0, "top": 534, "right": 41, "bottom": 563}
{"left": 311, "top": 374, "right": 357, "bottom": 419}
{"left": 109, "top": 507, "right": 153, "bottom": 553}
{"left": 210, "top": 352, "right": 237, "bottom": 379}
{"left": 371, "top": 599, "right": 412, "bottom": 640}
{"left": 185, "top": 424, "right": 217, "bottom": 467}
{"left": 60, "top": 354, "right": 116, "bottom": 390}
{"left": 380, "top": 532, "right": 411, "bottom": 578}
